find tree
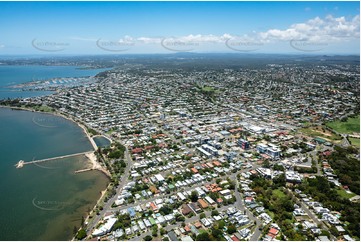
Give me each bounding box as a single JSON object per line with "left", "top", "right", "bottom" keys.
{"left": 199, "top": 213, "right": 206, "bottom": 219}
{"left": 159, "top": 205, "right": 172, "bottom": 215}
{"left": 160, "top": 228, "right": 166, "bottom": 235}
{"left": 176, "top": 214, "right": 185, "bottom": 222}
{"left": 212, "top": 228, "right": 223, "bottom": 239}
{"left": 196, "top": 232, "right": 211, "bottom": 241}
{"left": 211, "top": 210, "right": 219, "bottom": 216}
{"left": 263, "top": 160, "right": 271, "bottom": 168}
{"left": 330, "top": 226, "right": 339, "bottom": 236}
{"left": 227, "top": 225, "right": 237, "bottom": 234}
{"left": 75, "top": 229, "right": 87, "bottom": 240}
{"left": 144, "top": 235, "right": 153, "bottom": 241}
{"left": 217, "top": 220, "right": 226, "bottom": 229}
{"left": 190, "top": 191, "right": 199, "bottom": 202}
{"left": 152, "top": 226, "right": 158, "bottom": 237}
{"left": 273, "top": 174, "right": 286, "bottom": 188}
{"left": 273, "top": 164, "right": 285, "bottom": 171}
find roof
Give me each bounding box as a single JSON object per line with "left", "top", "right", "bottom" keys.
{"left": 231, "top": 235, "right": 240, "bottom": 241}
{"left": 184, "top": 225, "right": 191, "bottom": 232}
{"left": 191, "top": 167, "right": 198, "bottom": 173}
{"left": 182, "top": 204, "right": 192, "bottom": 215}
{"left": 168, "top": 231, "right": 179, "bottom": 241}
{"left": 197, "top": 199, "right": 208, "bottom": 208}
{"left": 181, "top": 235, "right": 194, "bottom": 241}
{"left": 150, "top": 202, "right": 158, "bottom": 211}
{"left": 269, "top": 228, "right": 279, "bottom": 235}
{"left": 194, "top": 221, "right": 202, "bottom": 228}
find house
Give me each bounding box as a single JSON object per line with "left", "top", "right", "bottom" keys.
{"left": 127, "top": 207, "right": 136, "bottom": 218}
{"left": 190, "top": 225, "right": 199, "bottom": 236}
{"left": 220, "top": 189, "right": 231, "bottom": 196}
{"left": 92, "top": 217, "right": 117, "bottom": 237}
{"left": 204, "top": 196, "right": 216, "bottom": 205}
{"left": 149, "top": 202, "right": 158, "bottom": 211}
{"left": 197, "top": 199, "right": 208, "bottom": 209}
{"left": 181, "top": 235, "right": 194, "bottom": 241}
{"left": 231, "top": 235, "right": 240, "bottom": 241}
{"left": 201, "top": 218, "right": 212, "bottom": 227}
{"left": 168, "top": 231, "right": 179, "bottom": 241}
{"left": 184, "top": 225, "right": 191, "bottom": 234}
{"left": 194, "top": 221, "right": 202, "bottom": 228}
{"left": 182, "top": 204, "right": 192, "bottom": 215}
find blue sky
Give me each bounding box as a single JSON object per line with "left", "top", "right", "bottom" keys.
{"left": 0, "top": 1, "right": 359, "bottom": 55}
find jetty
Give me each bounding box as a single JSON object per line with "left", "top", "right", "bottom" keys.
{"left": 75, "top": 168, "right": 93, "bottom": 173}
{"left": 15, "top": 151, "right": 93, "bottom": 168}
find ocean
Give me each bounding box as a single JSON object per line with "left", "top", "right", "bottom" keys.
{"left": 0, "top": 65, "right": 109, "bottom": 99}
{"left": 0, "top": 64, "right": 110, "bottom": 240}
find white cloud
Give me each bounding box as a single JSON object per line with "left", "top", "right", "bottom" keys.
{"left": 137, "top": 37, "right": 162, "bottom": 44}
{"left": 67, "top": 15, "right": 359, "bottom": 52}
{"left": 259, "top": 15, "right": 359, "bottom": 43}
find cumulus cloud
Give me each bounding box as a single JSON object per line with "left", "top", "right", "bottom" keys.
{"left": 259, "top": 15, "right": 360, "bottom": 43}
{"left": 134, "top": 15, "right": 359, "bottom": 47}
{"left": 70, "top": 15, "right": 359, "bottom": 49}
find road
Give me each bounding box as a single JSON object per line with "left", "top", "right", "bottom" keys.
{"left": 285, "top": 189, "right": 336, "bottom": 241}
{"left": 129, "top": 203, "right": 247, "bottom": 241}
{"left": 232, "top": 172, "right": 262, "bottom": 241}
{"left": 84, "top": 110, "right": 269, "bottom": 240}
{"left": 86, "top": 147, "right": 134, "bottom": 234}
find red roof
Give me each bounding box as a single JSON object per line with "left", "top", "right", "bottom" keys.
{"left": 158, "top": 143, "right": 168, "bottom": 148}
{"left": 269, "top": 228, "right": 279, "bottom": 236}
{"left": 191, "top": 167, "right": 198, "bottom": 173}
{"left": 213, "top": 161, "right": 221, "bottom": 166}
{"left": 231, "top": 235, "right": 240, "bottom": 241}
{"left": 150, "top": 202, "right": 158, "bottom": 210}
{"left": 245, "top": 197, "right": 253, "bottom": 201}
{"left": 132, "top": 148, "right": 143, "bottom": 154}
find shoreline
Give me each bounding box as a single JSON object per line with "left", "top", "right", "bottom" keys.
{"left": 0, "top": 105, "right": 112, "bottom": 239}
{"left": 0, "top": 105, "right": 111, "bottom": 176}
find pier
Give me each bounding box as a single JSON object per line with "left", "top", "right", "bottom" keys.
{"left": 15, "top": 151, "right": 93, "bottom": 168}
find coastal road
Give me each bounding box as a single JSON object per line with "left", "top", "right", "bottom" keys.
{"left": 86, "top": 146, "right": 134, "bottom": 234}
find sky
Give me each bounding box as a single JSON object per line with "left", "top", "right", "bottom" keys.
{"left": 0, "top": 1, "right": 359, "bottom": 55}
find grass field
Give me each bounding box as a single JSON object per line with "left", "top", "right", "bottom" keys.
{"left": 300, "top": 126, "right": 342, "bottom": 141}
{"left": 202, "top": 86, "right": 215, "bottom": 92}
{"left": 272, "top": 189, "right": 287, "bottom": 199}
{"left": 326, "top": 115, "right": 360, "bottom": 134}
{"left": 337, "top": 189, "right": 356, "bottom": 199}
{"left": 349, "top": 137, "right": 360, "bottom": 148}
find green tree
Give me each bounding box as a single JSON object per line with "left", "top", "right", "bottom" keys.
{"left": 196, "top": 232, "right": 211, "bottom": 241}
{"left": 190, "top": 191, "right": 199, "bottom": 202}
{"left": 160, "top": 228, "right": 166, "bottom": 235}
{"left": 217, "top": 220, "right": 226, "bottom": 229}
{"left": 212, "top": 228, "right": 223, "bottom": 239}
{"left": 75, "top": 229, "right": 87, "bottom": 240}
{"left": 227, "top": 225, "right": 237, "bottom": 234}
{"left": 211, "top": 210, "right": 219, "bottom": 216}
{"left": 144, "top": 235, "right": 153, "bottom": 241}
{"left": 152, "top": 227, "right": 158, "bottom": 237}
